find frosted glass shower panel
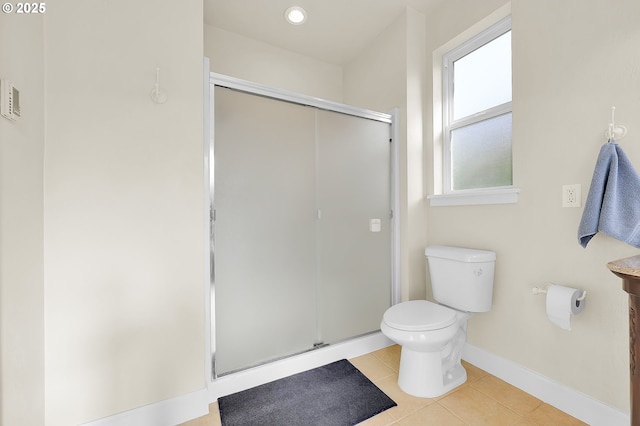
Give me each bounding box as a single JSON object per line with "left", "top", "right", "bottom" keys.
{"left": 316, "top": 110, "right": 391, "bottom": 344}
{"left": 213, "top": 85, "right": 393, "bottom": 375}
{"left": 214, "top": 87, "right": 318, "bottom": 375}
{"left": 451, "top": 112, "right": 512, "bottom": 190}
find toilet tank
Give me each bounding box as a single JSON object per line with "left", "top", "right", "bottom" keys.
{"left": 425, "top": 245, "right": 496, "bottom": 312}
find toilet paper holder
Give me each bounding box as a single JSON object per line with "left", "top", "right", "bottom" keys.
{"left": 532, "top": 286, "right": 587, "bottom": 302}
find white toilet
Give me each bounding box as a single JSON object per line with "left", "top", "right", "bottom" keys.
{"left": 380, "top": 245, "right": 496, "bottom": 398}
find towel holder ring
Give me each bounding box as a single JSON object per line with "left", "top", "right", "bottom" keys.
{"left": 605, "top": 106, "right": 627, "bottom": 141}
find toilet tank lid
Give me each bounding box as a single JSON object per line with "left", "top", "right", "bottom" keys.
{"left": 425, "top": 245, "right": 496, "bottom": 262}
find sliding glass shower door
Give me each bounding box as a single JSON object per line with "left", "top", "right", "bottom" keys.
{"left": 213, "top": 85, "right": 392, "bottom": 376}
{"left": 315, "top": 109, "right": 391, "bottom": 344}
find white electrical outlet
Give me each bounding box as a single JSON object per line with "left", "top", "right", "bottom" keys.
{"left": 562, "top": 184, "right": 581, "bottom": 208}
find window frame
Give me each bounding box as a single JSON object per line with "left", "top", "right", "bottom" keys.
{"left": 429, "top": 12, "right": 519, "bottom": 206}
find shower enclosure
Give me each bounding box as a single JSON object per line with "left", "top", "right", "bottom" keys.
{"left": 210, "top": 74, "right": 397, "bottom": 376}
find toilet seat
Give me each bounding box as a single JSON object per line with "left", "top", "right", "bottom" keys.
{"left": 383, "top": 300, "right": 457, "bottom": 331}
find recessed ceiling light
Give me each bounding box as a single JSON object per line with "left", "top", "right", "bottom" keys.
{"left": 285, "top": 6, "right": 306, "bottom": 25}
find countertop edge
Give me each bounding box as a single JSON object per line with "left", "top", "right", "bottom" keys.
{"left": 607, "top": 255, "right": 640, "bottom": 278}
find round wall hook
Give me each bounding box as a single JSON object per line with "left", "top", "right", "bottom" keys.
{"left": 604, "top": 125, "right": 627, "bottom": 141}
{"left": 605, "top": 106, "right": 626, "bottom": 141}
{"left": 151, "top": 67, "right": 167, "bottom": 104}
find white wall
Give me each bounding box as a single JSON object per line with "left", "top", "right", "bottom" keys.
{"left": 205, "top": 25, "right": 343, "bottom": 102}
{"left": 43, "top": 1, "right": 205, "bottom": 424}
{"left": 0, "top": 11, "right": 45, "bottom": 426}
{"left": 426, "top": 0, "right": 639, "bottom": 412}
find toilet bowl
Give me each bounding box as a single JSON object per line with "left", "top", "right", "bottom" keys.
{"left": 381, "top": 300, "right": 469, "bottom": 397}
{"left": 380, "top": 245, "right": 496, "bottom": 398}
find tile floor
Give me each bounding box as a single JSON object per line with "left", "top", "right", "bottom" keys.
{"left": 181, "top": 345, "right": 587, "bottom": 426}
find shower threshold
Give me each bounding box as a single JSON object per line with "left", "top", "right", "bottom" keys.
{"left": 208, "top": 331, "right": 392, "bottom": 400}
{"left": 216, "top": 341, "right": 331, "bottom": 378}
{"left": 216, "top": 334, "right": 368, "bottom": 378}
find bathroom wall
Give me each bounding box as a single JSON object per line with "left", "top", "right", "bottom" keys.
{"left": 0, "top": 11, "right": 45, "bottom": 426}
{"left": 425, "top": 0, "right": 639, "bottom": 412}
{"left": 43, "top": 1, "right": 205, "bottom": 424}
{"left": 205, "top": 25, "right": 343, "bottom": 101}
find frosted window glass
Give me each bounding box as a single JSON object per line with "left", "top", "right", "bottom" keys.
{"left": 451, "top": 113, "right": 512, "bottom": 190}
{"left": 453, "top": 31, "right": 511, "bottom": 120}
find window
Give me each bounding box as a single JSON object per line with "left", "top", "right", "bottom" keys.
{"left": 430, "top": 14, "right": 517, "bottom": 206}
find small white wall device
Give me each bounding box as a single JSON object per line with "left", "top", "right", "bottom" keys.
{"left": 1, "top": 79, "right": 21, "bottom": 121}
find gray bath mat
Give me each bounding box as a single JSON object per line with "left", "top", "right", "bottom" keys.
{"left": 218, "top": 359, "right": 396, "bottom": 426}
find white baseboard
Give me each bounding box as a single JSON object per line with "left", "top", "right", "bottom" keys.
{"left": 80, "top": 388, "right": 209, "bottom": 426}
{"left": 208, "top": 331, "right": 394, "bottom": 400}
{"left": 462, "top": 343, "right": 629, "bottom": 426}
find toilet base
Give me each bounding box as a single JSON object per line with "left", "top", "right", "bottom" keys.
{"left": 397, "top": 347, "right": 467, "bottom": 398}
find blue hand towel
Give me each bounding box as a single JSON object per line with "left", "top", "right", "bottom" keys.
{"left": 578, "top": 141, "right": 640, "bottom": 248}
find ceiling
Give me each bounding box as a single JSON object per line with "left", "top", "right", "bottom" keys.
{"left": 203, "top": 0, "right": 446, "bottom": 65}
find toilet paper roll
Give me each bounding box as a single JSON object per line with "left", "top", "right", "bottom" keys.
{"left": 545, "top": 284, "right": 586, "bottom": 331}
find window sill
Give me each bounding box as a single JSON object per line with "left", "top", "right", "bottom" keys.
{"left": 427, "top": 188, "right": 520, "bottom": 207}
